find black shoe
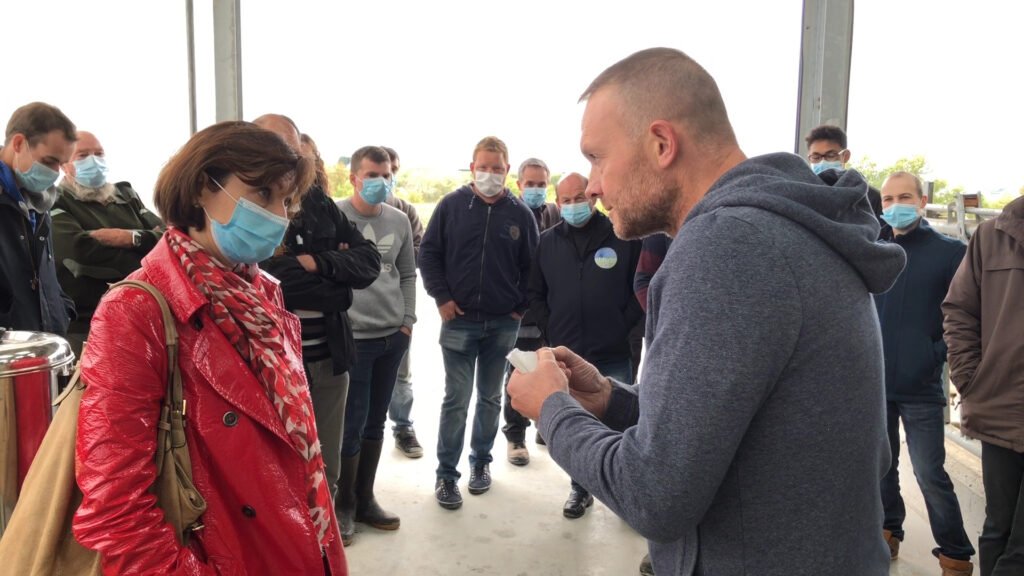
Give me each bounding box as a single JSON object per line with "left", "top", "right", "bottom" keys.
{"left": 535, "top": 430, "right": 546, "bottom": 446}
{"left": 435, "top": 478, "right": 462, "bottom": 510}
{"left": 394, "top": 429, "right": 424, "bottom": 459}
{"left": 562, "top": 487, "right": 594, "bottom": 519}
{"left": 468, "top": 464, "right": 492, "bottom": 495}
{"left": 639, "top": 553, "right": 654, "bottom": 576}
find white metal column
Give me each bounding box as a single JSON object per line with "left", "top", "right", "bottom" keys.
{"left": 212, "top": 0, "right": 243, "bottom": 122}
{"left": 794, "top": 0, "right": 854, "bottom": 157}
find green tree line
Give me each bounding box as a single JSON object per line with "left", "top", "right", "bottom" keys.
{"left": 850, "top": 156, "right": 1016, "bottom": 209}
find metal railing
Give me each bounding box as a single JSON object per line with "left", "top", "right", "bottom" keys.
{"left": 924, "top": 192, "right": 1002, "bottom": 242}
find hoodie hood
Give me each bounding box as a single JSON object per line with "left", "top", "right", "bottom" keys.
{"left": 689, "top": 152, "right": 906, "bottom": 294}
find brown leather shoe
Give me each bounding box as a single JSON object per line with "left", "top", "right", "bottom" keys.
{"left": 938, "top": 553, "right": 973, "bottom": 576}
{"left": 507, "top": 441, "right": 530, "bottom": 466}
{"left": 882, "top": 529, "right": 900, "bottom": 560}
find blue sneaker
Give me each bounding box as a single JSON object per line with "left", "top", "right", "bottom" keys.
{"left": 435, "top": 478, "right": 462, "bottom": 510}
{"left": 468, "top": 464, "right": 491, "bottom": 495}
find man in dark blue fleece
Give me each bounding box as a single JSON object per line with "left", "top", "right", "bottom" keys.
{"left": 420, "top": 136, "right": 539, "bottom": 510}
{"left": 528, "top": 172, "right": 643, "bottom": 519}
{"left": 874, "top": 172, "right": 973, "bottom": 574}
{"left": 508, "top": 48, "right": 906, "bottom": 576}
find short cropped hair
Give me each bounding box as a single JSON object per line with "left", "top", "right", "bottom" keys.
{"left": 155, "top": 121, "right": 313, "bottom": 230}
{"left": 5, "top": 102, "right": 77, "bottom": 146}
{"left": 886, "top": 171, "right": 924, "bottom": 198}
{"left": 805, "top": 125, "right": 847, "bottom": 149}
{"left": 472, "top": 136, "right": 509, "bottom": 165}
{"left": 350, "top": 146, "right": 391, "bottom": 174}
{"left": 579, "top": 47, "right": 735, "bottom": 147}
{"left": 380, "top": 146, "right": 399, "bottom": 164}
{"left": 517, "top": 158, "right": 549, "bottom": 181}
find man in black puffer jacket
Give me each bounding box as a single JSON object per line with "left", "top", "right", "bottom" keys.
{"left": 261, "top": 128, "right": 381, "bottom": 505}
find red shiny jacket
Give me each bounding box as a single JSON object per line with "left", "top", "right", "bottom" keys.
{"left": 73, "top": 238, "right": 347, "bottom": 575}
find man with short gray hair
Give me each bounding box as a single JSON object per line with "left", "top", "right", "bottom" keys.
{"left": 502, "top": 156, "right": 561, "bottom": 466}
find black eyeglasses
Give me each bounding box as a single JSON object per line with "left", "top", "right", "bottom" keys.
{"left": 808, "top": 149, "right": 847, "bottom": 163}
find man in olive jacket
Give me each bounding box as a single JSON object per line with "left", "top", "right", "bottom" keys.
{"left": 943, "top": 194, "right": 1024, "bottom": 576}
{"left": 52, "top": 131, "right": 165, "bottom": 356}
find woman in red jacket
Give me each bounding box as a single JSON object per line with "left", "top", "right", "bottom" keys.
{"left": 72, "top": 121, "right": 347, "bottom": 575}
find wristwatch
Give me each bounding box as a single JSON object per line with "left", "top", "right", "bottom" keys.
{"left": 131, "top": 230, "right": 142, "bottom": 248}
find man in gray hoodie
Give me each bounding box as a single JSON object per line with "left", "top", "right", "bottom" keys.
{"left": 508, "top": 48, "right": 906, "bottom": 576}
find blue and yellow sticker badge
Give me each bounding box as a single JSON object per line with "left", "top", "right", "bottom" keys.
{"left": 594, "top": 247, "right": 618, "bottom": 269}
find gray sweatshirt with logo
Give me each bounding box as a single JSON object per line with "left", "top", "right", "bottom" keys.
{"left": 539, "top": 153, "right": 906, "bottom": 576}
{"left": 337, "top": 200, "right": 417, "bottom": 339}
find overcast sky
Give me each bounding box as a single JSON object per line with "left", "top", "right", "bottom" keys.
{"left": 3, "top": 1, "right": 1021, "bottom": 203}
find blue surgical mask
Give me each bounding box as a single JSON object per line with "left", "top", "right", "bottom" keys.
{"left": 522, "top": 187, "right": 546, "bottom": 209}
{"left": 73, "top": 155, "right": 109, "bottom": 188}
{"left": 811, "top": 161, "right": 843, "bottom": 175}
{"left": 208, "top": 178, "right": 290, "bottom": 264}
{"left": 16, "top": 161, "right": 60, "bottom": 193}
{"left": 359, "top": 177, "right": 389, "bottom": 205}
{"left": 561, "top": 202, "right": 594, "bottom": 227}
{"left": 881, "top": 203, "right": 921, "bottom": 230}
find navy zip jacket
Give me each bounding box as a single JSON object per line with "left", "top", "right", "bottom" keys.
{"left": 420, "top": 185, "right": 538, "bottom": 321}
{"left": 874, "top": 219, "right": 965, "bottom": 404}
{"left": 528, "top": 211, "right": 643, "bottom": 364}
{"left": 0, "top": 162, "right": 74, "bottom": 335}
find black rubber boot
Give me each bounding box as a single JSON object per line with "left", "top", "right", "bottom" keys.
{"left": 354, "top": 439, "right": 400, "bottom": 530}
{"left": 336, "top": 454, "right": 359, "bottom": 546}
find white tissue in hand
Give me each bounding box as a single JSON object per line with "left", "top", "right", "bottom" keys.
{"left": 506, "top": 349, "right": 538, "bottom": 373}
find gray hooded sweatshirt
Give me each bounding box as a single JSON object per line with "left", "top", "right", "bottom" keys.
{"left": 539, "top": 153, "right": 906, "bottom": 576}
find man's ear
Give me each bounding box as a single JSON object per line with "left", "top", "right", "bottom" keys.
{"left": 649, "top": 121, "right": 680, "bottom": 170}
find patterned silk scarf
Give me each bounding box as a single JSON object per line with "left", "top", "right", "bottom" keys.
{"left": 165, "top": 229, "right": 332, "bottom": 545}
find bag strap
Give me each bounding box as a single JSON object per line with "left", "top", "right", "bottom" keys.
{"left": 107, "top": 280, "right": 183, "bottom": 418}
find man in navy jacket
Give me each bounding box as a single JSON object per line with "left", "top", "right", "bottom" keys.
{"left": 528, "top": 172, "right": 642, "bottom": 518}
{"left": 874, "top": 171, "right": 974, "bottom": 575}
{"left": 420, "top": 136, "right": 539, "bottom": 510}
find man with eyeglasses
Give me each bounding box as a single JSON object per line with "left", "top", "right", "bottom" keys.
{"left": 805, "top": 125, "right": 887, "bottom": 238}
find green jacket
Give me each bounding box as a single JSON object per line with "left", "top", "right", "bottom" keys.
{"left": 51, "top": 182, "right": 165, "bottom": 330}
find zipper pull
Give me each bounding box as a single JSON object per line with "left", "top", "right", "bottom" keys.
{"left": 30, "top": 276, "right": 39, "bottom": 291}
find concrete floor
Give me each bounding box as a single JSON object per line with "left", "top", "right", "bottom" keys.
{"left": 344, "top": 283, "right": 987, "bottom": 575}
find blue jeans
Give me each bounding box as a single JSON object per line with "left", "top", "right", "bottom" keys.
{"left": 389, "top": 349, "right": 414, "bottom": 431}
{"left": 342, "top": 330, "right": 410, "bottom": 457}
{"left": 436, "top": 316, "right": 520, "bottom": 480}
{"left": 881, "top": 401, "right": 975, "bottom": 559}
{"left": 570, "top": 358, "right": 632, "bottom": 493}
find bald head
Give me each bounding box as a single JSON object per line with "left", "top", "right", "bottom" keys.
{"left": 580, "top": 47, "right": 736, "bottom": 148}
{"left": 555, "top": 172, "right": 594, "bottom": 208}
{"left": 70, "top": 131, "right": 103, "bottom": 160}
{"left": 253, "top": 114, "right": 301, "bottom": 151}
{"left": 63, "top": 130, "right": 106, "bottom": 180}
{"left": 556, "top": 173, "right": 588, "bottom": 197}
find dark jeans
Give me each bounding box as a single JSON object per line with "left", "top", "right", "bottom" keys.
{"left": 980, "top": 441, "right": 1024, "bottom": 576}
{"left": 881, "top": 401, "right": 975, "bottom": 559}
{"left": 341, "top": 330, "right": 410, "bottom": 457}
{"left": 501, "top": 336, "right": 544, "bottom": 443}
{"left": 570, "top": 358, "right": 633, "bottom": 494}
{"left": 436, "top": 316, "right": 520, "bottom": 480}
